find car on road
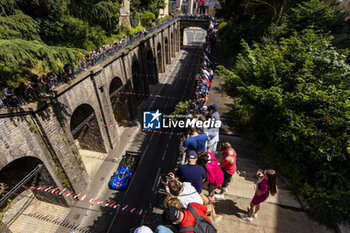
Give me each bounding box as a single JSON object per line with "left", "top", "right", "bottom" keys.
{"left": 109, "top": 151, "right": 140, "bottom": 190}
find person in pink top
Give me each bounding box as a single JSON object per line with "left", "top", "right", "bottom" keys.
{"left": 219, "top": 142, "right": 237, "bottom": 194}
{"left": 240, "top": 169, "right": 277, "bottom": 222}
{"left": 197, "top": 151, "right": 224, "bottom": 195}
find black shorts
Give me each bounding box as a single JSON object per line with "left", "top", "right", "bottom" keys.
{"left": 222, "top": 168, "right": 232, "bottom": 187}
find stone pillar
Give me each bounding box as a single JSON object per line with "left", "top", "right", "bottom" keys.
{"left": 176, "top": 0, "right": 183, "bottom": 10}
{"left": 188, "top": 0, "right": 194, "bottom": 14}
{"left": 119, "top": 0, "right": 131, "bottom": 27}
{"left": 159, "top": 0, "right": 169, "bottom": 18}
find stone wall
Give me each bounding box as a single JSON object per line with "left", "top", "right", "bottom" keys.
{"left": 0, "top": 17, "right": 208, "bottom": 207}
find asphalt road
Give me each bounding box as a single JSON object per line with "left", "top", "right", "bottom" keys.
{"left": 54, "top": 28, "right": 207, "bottom": 233}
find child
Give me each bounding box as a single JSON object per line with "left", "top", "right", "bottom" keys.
{"left": 240, "top": 169, "right": 277, "bottom": 222}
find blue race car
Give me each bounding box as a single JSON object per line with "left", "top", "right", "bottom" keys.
{"left": 109, "top": 151, "right": 140, "bottom": 190}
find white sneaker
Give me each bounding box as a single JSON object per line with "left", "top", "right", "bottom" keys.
{"left": 247, "top": 206, "right": 257, "bottom": 218}
{"left": 240, "top": 214, "right": 253, "bottom": 222}
{"left": 214, "top": 215, "right": 223, "bottom": 223}
{"left": 214, "top": 194, "right": 224, "bottom": 200}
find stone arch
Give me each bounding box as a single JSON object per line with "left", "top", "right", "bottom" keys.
{"left": 109, "top": 77, "right": 130, "bottom": 124}
{"left": 0, "top": 156, "right": 66, "bottom": 209}
{"left": 157, "top": 42, "right": 163, "bottom": 73}
{"left": 70, "top": 104, "right": 106, "bottom": 153}
{"left": 164, "top": 37, "right": 170, "bottom": 65}
{"left": 147, "top": 50, "right": 158, "bottom": 84}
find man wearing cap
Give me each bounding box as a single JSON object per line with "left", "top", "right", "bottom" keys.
{"left": 162, "top": 203, "right": 212, "bottom": 232}
{"left": 176, "top": 150, "right": 206, "bottom": 194}
{"left": 200, "top": 106, "right": 208, "bottom": 118}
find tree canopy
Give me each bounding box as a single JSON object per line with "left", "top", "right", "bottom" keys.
{"left": 0, "top": 0, "right": 166, "bottom": 90}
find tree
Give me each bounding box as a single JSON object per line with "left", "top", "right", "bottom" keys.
{"left": 16, "top": 0, "right": 68, "bottom": 20}
{"left": 0, "top": 10, "right": 41, "bottom": 40}
{"left": 141, "top": 11, "right": 155, "bottom": 27}
{"left": 265, "top": 0, "right": 345, "bottom": 42}
{"left": 218, "top": 29, "right": 350, "bottom": 225}
{"left": 0, "top": 39, "right": 86, "bottom": 88}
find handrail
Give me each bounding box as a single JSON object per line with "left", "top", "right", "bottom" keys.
{"left": 0, "top": 164, "right": 43, "bottom": 207}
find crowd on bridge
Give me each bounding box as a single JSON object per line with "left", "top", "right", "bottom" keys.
{"left": 0, "top": 14, "right": 211, "bottom": 109}
{"left": 132, "top": 18, "right": 278, "bottom": 233}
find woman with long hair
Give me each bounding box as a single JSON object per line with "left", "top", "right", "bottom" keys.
{"left": 240, "top": 169, "right": 277, "bottom": 222}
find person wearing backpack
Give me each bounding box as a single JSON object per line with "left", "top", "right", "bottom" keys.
{"left": 162, "top": 203, "right": 217, "bottom": 233}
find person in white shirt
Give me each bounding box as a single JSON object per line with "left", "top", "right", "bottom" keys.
{"left": 164, "top": 178, "right": 203, "bottom": 208}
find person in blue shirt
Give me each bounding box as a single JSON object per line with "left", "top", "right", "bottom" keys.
{"left": 176, "top": 150, "right": 207, "bottom": 194}
{"left": 195, "top": 131, "right": 209, "bottom": 152}
{"left": 179, "top": 127, "right": 199, "bottom": 153}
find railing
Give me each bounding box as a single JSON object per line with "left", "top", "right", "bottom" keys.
{"left": 0, "top": 164, "right": 43, "bottom": 207}
{"left": 0, "top": 15, "right": 212, "bottom": 109}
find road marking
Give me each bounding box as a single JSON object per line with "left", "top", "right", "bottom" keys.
{"left": 161, "top": 150, "right": 167, "bottom": 161}
{"left": 152, "top": 168, "right": 161, "bottom": 192}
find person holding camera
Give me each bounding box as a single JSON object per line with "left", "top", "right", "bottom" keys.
{"left": 240, "top": 169, "right": 278, "bottom": 222}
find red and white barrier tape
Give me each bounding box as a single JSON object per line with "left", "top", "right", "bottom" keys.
{"left": 86, "top": 122, "right": 182, "bottom": 136}
{"left": 22, "top": 185, "right": 147, "bottom": 216}
{"left": 115, "top": 91, "right": 181, "bottom": 100}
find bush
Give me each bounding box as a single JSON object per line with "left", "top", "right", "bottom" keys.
{"left": 130, "top": 9, "right": 140, "bottom": 28}
{"left": 129, "top": 25, "right": 146, "bottom": 35}
{"left": 40, "top": 17, "right": 106, "bottom": 50}
{"left": 219, "top": 29, "right": 350, "bottom": 226}
{"left": 141, "top": 11, "right": 155, "bottom": 27}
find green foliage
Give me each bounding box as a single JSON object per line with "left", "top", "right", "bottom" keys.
{"left": 68, "top": 0, "right": 120, "bottom": 33}
{"left": 0, "top": 183, "right": 10, "bottom": 221}
{"left": 130, "top": 8, "right": 140, "bottom": 28}
{"left": 216, "top": 0, "right": 345, "bottom": 55}
{"left": 219, "top": 29, "right": 350, "bottom": 226}
{"left": 89, "top": 1, "right": 120, "bottom": 34}
{"left": 141, "top": 11, "right": 155, "bottom": 27}
{"left": 16, "top": 0, "right": 67, "bottom": 20}
{"left": 0, "top": 0, "right": 18, "bottom": 15}
{"left": 155, "top": 15, "right": 170, "bottom": 23}
{"left": 40, "top": 17, "right": 106, "bottom": 50}
{"left": 266, "top": 0, "right": 345, "bottom": 42}
{"left": 0, "top": 0, "right": 167, "bottom": 91}
{"left": 172, "top": 100, "right": 192, "bottom": 118}
{"left": 0, "top": 10, "right": 41, "bottom": 40}
{"left": 129, "top": 25, "right": 145, "bottom": 34}
{"left": 130, "top": 0, "right": 165, "bottom": 24}
{"left": 0, "top": 39, "right": 85, "bottom": 88}
{"left": 218, "top": 21, "right": 228, "bottom": 34}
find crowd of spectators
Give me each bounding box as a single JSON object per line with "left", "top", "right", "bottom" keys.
{"left": 132, "top": 17, "right": 225, "bottom": 233}
{"left": 133, "top": 16, "right": 277, "bottom": 232}
{"left": 0, "top": 15, "right": 210, "bottom": 109}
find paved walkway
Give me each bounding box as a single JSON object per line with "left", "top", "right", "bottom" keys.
{"left": 205, "top": 37, "right": 333, "bottom": 233}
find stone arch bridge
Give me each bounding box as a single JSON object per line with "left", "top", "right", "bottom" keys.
{"left": 0, "top": 16, "right": 210, "bottom": 206}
